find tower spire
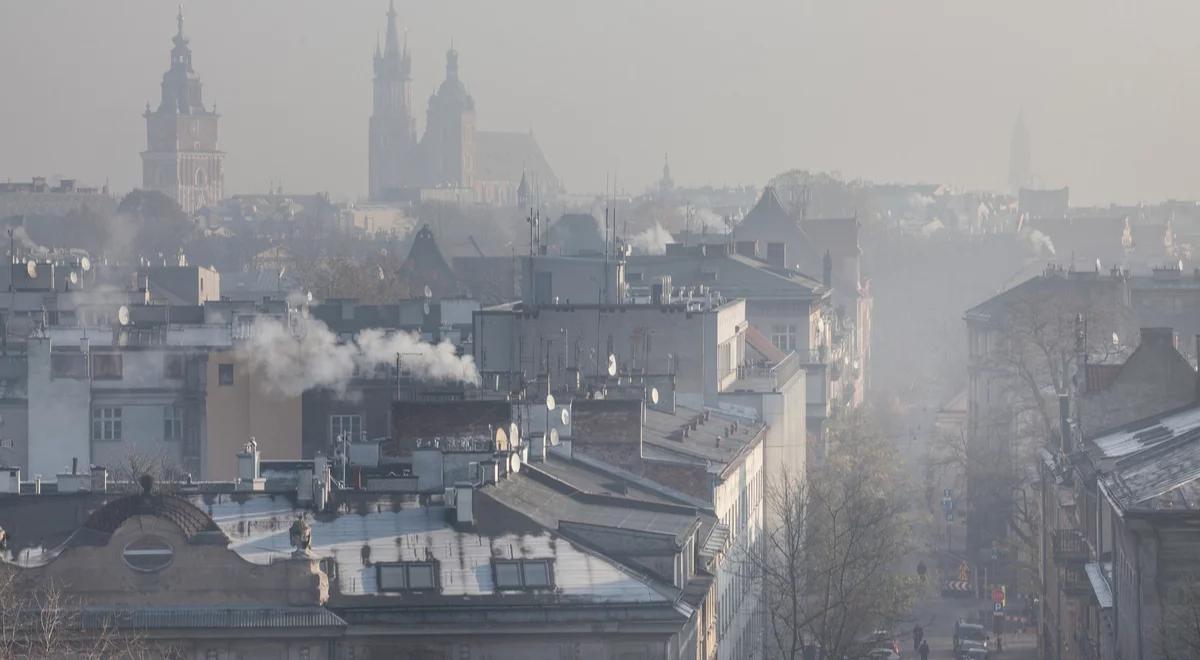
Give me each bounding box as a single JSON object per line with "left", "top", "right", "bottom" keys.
{"left": 176, "top": 5, "right": 184, "bottom": 38}
{"left": 384, "top": 0, "right": 400, "bottom": 56}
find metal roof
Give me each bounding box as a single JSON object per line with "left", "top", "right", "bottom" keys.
{"left": 196, "top": 493, "right": 670, "bottom": 604}
{"left": 80, "top": 606, "right": 345, "bottom": 630}
{"left": 1085, "top": 562, "right": 1113, "bottom": 609}
{"left": 1089, "top": 405, "right": 1200, "bottom": 512}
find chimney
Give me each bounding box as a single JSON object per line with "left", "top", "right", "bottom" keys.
{"left": 0, "top": 466, "right": 20, "bottom": 495}
{"left": 454, "top": 482, "right": 475, "bottom": 525}
{"left": 90, "top": 465, "right": 108, "bottom": 493}
{"left": 1059, "top": 394, "right": 1072, "bottom": 454}
{"left": 822, "top": 250, "right": 833, "bottom": 288}
{"left": 766, "top": 243, "right": 787, "bottom": 269}
{"left": 236, "top": 439, "right": 264, "bottom": 492}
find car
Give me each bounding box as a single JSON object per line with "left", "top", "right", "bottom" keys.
{"left": 953, "top": 621, "right": 988, "bottom": 652}
{"left": 957, "top": 639, "right": 989, "bottom": 660}
{"left": 867, "top": 649, "right": 901, "bottom": 660}
{"left": 863, "top": 630, "right": 901, "bottom": 655}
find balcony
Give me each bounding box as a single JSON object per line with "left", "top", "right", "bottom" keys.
{"left": 1062, "top": 565, "right": 1092, "bottom": 598}
{"left": 1052, "top": 529, "right": 1090, "bottom": 565}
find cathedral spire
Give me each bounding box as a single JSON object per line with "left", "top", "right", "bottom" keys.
{"left": 446, "top": 43, "right": 459, "bottom": 80}
{"left": 384, "top": 0, "right": 400, "bottom": 57}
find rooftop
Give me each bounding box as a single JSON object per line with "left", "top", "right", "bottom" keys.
{"left": 1087, "top": 404, "right": 1200, "bottom": 513}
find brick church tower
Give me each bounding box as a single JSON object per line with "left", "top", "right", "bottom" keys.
{"left": 368, "top": 1, "right": 418, "bottom": 200}
{"left": 141, "top": 8, "right": 224, "bottom": 214}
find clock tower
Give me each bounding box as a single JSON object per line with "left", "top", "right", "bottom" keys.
{"left": 141, "top": 7, "right": 224, "bottom": 214}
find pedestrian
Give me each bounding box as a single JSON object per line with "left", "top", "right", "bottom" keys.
{"left": 997, "top": 635, "right": 1003, "bottom": 652}
{"left": 918, "top": 639, "right": 930, "bottom": 660}
{"left": 912, "top": 624, "right": 924, "bottom": 650}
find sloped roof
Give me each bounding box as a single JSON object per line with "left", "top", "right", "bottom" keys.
{"left": 399, "top": 224, "right": 464, "bottom": 298}
{"left": 474, "top": 131, "right": 560, "bottom": 190}
{"left": 739, "top": 186, "right": 793, "bottom": 231}
{"left": 744, "top": 325, "right": 787, "bottom": 363}
{"left": 81, "top": 606, "right": 346, "bottom": 631}
{"left": 83, "top": 492, "right": 223, "bottom": 540}
{"left": 1089, "top": 404, "right": 1200, "bottom": 513}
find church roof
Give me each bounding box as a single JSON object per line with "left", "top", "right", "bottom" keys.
{"left": 475, "top": 131, "right": 560, "bottom": 190}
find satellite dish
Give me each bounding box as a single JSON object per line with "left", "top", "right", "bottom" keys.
{"left": 68, "top": 271, "right": 79, "bottom": 286}
{"left": 651, "top": 387, "right": 660, "bottom": 405}
{"left": 545, "top": 393, "right": 556, "bottom": 411}
{"left": 423, "top": 302, "right": 431, "bottom": 316}
{"left": 25, "top": 260, "right": 36, "bottom": 279}
{"left": 509, "top": 453, "right": 522, "bottom": 474}
{"left": 423, "top": 285, "right": 433, "bottom": 299}
{"left": 117, "top": 305, "right": 130, "bottom": 326}
{"left": 560, "top": 408, "right": 570, "bottom": 426}
{"left": 509, "top": 422, "right": 520, "bottom": 444}
{"left": 549, "top": 428, "right": 560, "bottom": 446}
{"left": 495, "top": 427, "right": 509, "bottom": 452}
{"left": 607, "top": 354, "right": 617, "bottom": 377}
{"left": 79, "top": 257, "right": 91, "bottom": 272}
{"left": 306, "top": 291, "right": 313, "bottom": 304}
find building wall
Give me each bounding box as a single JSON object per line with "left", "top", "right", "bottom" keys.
{"left": 27, "top": 337, "right": 91, "bottom": 480}
{"left": 302, "top": 381, "right": 393, "bottom": 460}
{"left": 713, "top": 438, "right": 764, "bottom": 660}
{"left": 204, "top": 349, "right": 301, "bottom": 480}
{"left": 1079, "top": 334, "right": 1195, "bottom": 438}
{"left": 475, "top": 301, "right": 745, "bottom": 406}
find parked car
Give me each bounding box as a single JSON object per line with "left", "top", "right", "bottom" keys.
{"left": 863, "top": 630, "right": 901, "bottom": 655}
{"left": 957, "top": 640, "right": 989, "bottom": 660}
{"left": 953, "top": 620, "right": 988, "bottom": 652}
{"left": 867, "top": 649, "right": 901, "bottom": 660}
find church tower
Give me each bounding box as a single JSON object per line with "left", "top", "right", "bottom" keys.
{"left": 421, "top": 46, "right": 476, "bottom": 189}
{"left": 368, "top": 1, "right": 417, "bottom": 200}
{"left": 141, "top": 8, "right": 223, "bottom": 214}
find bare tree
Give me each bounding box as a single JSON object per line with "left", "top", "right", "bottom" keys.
{"left": 0, "top": 567, "right": 165, "bottom": 659}
{"left": 756, "top": 410, "right": 917, "bottom": 660}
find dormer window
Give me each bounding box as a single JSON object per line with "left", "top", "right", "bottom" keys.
{"left": 377, "top": 561, "right": 439, "bottom": 592}
{"left": 493, "top": 558, "right": 554, "bottom": 590}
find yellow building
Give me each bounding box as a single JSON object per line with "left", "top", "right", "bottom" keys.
{"left": 204, "top": 350, "right": 301, "bottom": 480}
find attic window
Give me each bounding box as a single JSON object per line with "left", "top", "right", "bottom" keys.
{"left": 122, "top": 536, "right": 174, "bottom": 572}
{"left": 377, "top": 561, "right": 439, "bottom": 592}
{"left": 493, "top": 558, "right": 554, "bottom": 590}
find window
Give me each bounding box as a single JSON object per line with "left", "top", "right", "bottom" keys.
{"left": 217, "top": 363, "right": 234, "bottom": 386}
{"left": 90, "top": 353, "right": 123, "bottom": 380}
{"left": 92, "top": 407, "right": 122, "bottom": 441}
{"left": 771, "top": 324, "right": 797, "bottom": 352}
{"left": 376, "top": 561, "right": 440, "bottom": 592}
{"left": 163, "top": 405, "right": 183, "bottom": 441}
{"left": 492, "top": 559, "right": 555, "bottom": 590}
{"left": 122, "top": 536, "right": 173, "bottom": 572}
{"left": 50, "top": 352, "right": 87, "bottom": 379}
{"left": 331, "top": 414, "right": 362, "bottom": 445}
{"left": 163, "top": 354, "right": 185, "bottom": 379}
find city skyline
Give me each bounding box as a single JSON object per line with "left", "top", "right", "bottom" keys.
{"left": 4, "top": 0, "right": 1200, "bottom": 204}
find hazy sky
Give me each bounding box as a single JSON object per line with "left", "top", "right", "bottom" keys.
{"left": 3, "top": 0, "right": 1200, "bottom": 205}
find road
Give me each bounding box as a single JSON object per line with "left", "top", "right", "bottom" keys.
{"left": 891, "top": 399, "right": 1039, "bottom": 660}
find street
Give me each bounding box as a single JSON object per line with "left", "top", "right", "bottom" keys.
{"left": 891, "top": 399, "right": 1039, "bottom": 660}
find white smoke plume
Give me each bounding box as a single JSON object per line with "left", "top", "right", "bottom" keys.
{"left": 239, "top": 315, "right": 480, "bottom": 397}
{"left": 1026, "top": 229, "right": 1057, "bottom": 255}
{"left": 676, "top": 206, "right": 728, "bottom": 232}
{"left": 629, "top": 222, "right": 675, "bottom": 255}
{"left": 11, "top": 226, "right": 48, "bottom": 257}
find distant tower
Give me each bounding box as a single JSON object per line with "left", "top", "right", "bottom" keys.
{"left": 658, "top": 153, "right": 675, "bottom": 197}
{"left": 421, "top": 46, "right": 476, "bottom": 188}
{"left": 1008, "top": 111, "right": 1031, "bottom": 193}
{"left": 142, "top": 7, "right": 224, "bottom": 214}
{"left": 516, "top": 171, "right": 531, "bottom": 209}
{"left": 368, "top": 1, "right": 417, "bottom": 200}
